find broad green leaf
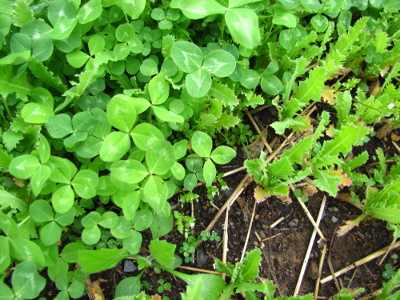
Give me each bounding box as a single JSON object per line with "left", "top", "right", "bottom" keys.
{"left": 140, "top": 58, "right": 158, "bottom": 76}
{"left": 96, "top": 175, "right": 118, "bottom": 196}
{"left": 170, "top": 0, "right": 225, "bottom": 19}
{"left": 192, "top": 131, "right": 212, "bottom": 158}
{"left": 130, "top": 97, "right": 151, "bottom": 114}
{"left": 208, "top": 82, "right": 238, "bottom": 107}
{"left": 54, "top": 208, "right": 75, "bottom": 226}
{"left": 122, "top": 190, "right": 140, "bottom": 220}
{"left": 203, "top": 159, "right": 216, "bottom": 186}
{"left": 240, "top": 69, "right": 260, "bottom": 89}
{"left": 40, "top": 221, "right": 62, "bottom": 246}
{"left": 9, "top": 154, "right": 40, "bottom": 179}
{"left": 131, "top": 123, "right": 164, "bottom": 150}
{"left": 21, "top": 103, "right": 54, "bottom": 123}
{"left": 0, "top": 281, "right": 14, "bottom": 300}
{"left": 0, "top": 190, "right": 28, "bottom": 212}
{"left": 46, "top": 114, "right": 73, "bottom": 138}
{"left": 225, "top": 9, "right": 260, "bottom": 48}
{"left": 78, "top": 248, "right": 128, "bottom": 273}
{"left": 110, "top": 216, "right": 132, "bottom": 239}
{"left": 149, "top": 73, "right": 170, "bottom": 105}
{"left": 145, "top": 140, "right": 175, "bottom": 175}
{"left": 281, "top": 136, "right": 313, "bottom": 164}
{"left": 48, "top": 0, "right": 76, "bottom": 25}
{"left": 116, "top": 23, "right": 136, "bottom": 42}
{"left": 149, "top": 239, "right": 176, "bottom": 267}
{"left": 261, "top": 75, "right": 283, "bottom": 95}
{"left": 47, "top": 156, "right": 77, "bottom": 184}
{"left": 51, "top": 18, "right": 77, "bottom": 40}
{"left": 88, "top": 35, "right": 105, "bottom": 56}
{"left": 122, "top": 230, "right": 142, "bottom": 254}
{"left": 300, "top": 0, "right": 322, "bottom": 11}
{"left": 38, "top": 134, "right": 51, "bottom": 164}
{"left": 74, "top": 136, "right": 102, "bottom": 159}
{"left": 110, "top": 160, "right": 148, "bottom": 184}
{"left": 9, "top": 238, "right": 45, "bottom": 269}
{"left": 171, "top": 41, "right": 203, "bottom": 73}
{"left": 133, "top": 209, "right": 154, "bottom": 231}
{"left": 185, "top": 69, "right": 212, "bottom": 98}
{"left": 143, "top": 175, "right": 168, "bottom": 212}
{"left": 181, "top": 278, "right": 203, "bottom": 300}
{"left": 99, "top": 211, "right": 119, "bottom": 228}
{"left": 229, "top": 0, "right": 261, "bottom": 8}
{"left": 66, "top": 50, "right": 90, "bottom": 68}
{"left": 64, "top": 132, "right": 87, "bottom": 148}
{"left": 100, "top": 131, "right": 131, "bottom": 162}
{"left": 72, "top": 170, "right": 99, "bottom": 199}
{"left": 311, "top": 14, "right": 329, "bottom": 32}
{"left": 173, "top": 140, "right": 188, "bottom": 159}
{"left": 150, "top": 212, "right": 174, "bottom": 239}
{"left": 365, "top": 207, "right": 400, "bottom": 224}
{"left": 107, "top": 94, "right": 137, "bottom": 132}
{"left": 272, "top": 12, "right": 297, "bottom": 28}
{"left": 31, "top": 165, "right": 51, "bottom": 196}
{"left": 61, "top": 241, "right": 87, "bottom": 263}
{"left": 203, "top": 50, "right": 236, "bottom": 77}
{"left": 115, "top": 275, "right": 142, "bottom": 297}
{"left": 32, "top": 37, "right": 53, "bottom": 61}
{"left": 153, "top": 106, "right": 185, "bottom": 123}
{"left": 77, "top": 0, "right": 102, "bottom": 24}
{"left": 171, "top": 162, "right": 185, "bottom": 180}
{"left": 82, "top": 226, "right": 101, "bottom": 245}
{"left": 119, "top": 0, "right": 146, "bottom": 19}
{"left": 279, "top": 29, "right": 295, "bottom": 49}
{"left": 211, "top": 146, "right": 236, "bottom": 164}
{"left": 0, "top": 237, "right": 10, "bottom": 273}
{"left": 52, "top": 185, "right": 75, "bottom": 214}
{"left": 12, "top": 261, "right": 46, "bottom": 299}
{"left": 68, "top": 281, "right": 85, "bottom": 298}
{"left": 21, "top": 19, "right": 52, "bottom": 39}
{"left": 0, "top": 51, "right": 31, "bottom": 65}
{"left": 10, "top": 33, "right": 31, "bottom": 53}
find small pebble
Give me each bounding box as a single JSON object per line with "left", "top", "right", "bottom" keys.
{"left": 288, "top": 219, "right": 299, "bottom": 227}
{"left": 123, "top": 260, "right": 137, "bottom": 273}
{"left": 331, "top": 216, "right": 338, "bottom": 223}
{"left": 222, "top": 188, "right": 233, "bottom": 197}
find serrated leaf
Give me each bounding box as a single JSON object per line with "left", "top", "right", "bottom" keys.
{"left": 208, "top": 82, "right": 238, "bottom": 107}
{"left": 332, "top": 18, "right": 368, "bottom": 56}
{"left": 2, "top": 130, "right": 24, "bottom": 151}
{"left": 0, "top": 66, "right": 32, "bottom": 100}
{"left": 0, "top": 190, "right": 28, "bottom": 212}
{"left": 313, "top": 169, "right": 342, "bottom": 196}
{"left": 281, "top": 136, "right": 313, "bottom": 164}
{"left": 268, "top": 157, "right": 294, "bottom": 178}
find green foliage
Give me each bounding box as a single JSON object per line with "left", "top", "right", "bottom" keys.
{"left": 0, "top": 0, "right": 399, "bottom": 298}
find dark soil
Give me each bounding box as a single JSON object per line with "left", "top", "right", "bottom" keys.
{"left": 38, "top": 108, "right": 400, "bottom": 300}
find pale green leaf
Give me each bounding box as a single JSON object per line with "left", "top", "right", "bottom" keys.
{"left": 185, "top": 69, "right": 212, "bottom": 98}
{"left": 0, "top": 190, "right": 28, "bottom": 212}
{"left": 149, "top": 239, "right": 176, "bottom": 267}
{"left": 192, "top": 131, "right": 212, "bottom": 158}
{"left": 153, "top": 106, "right": 185, "bottom": 123}
{"left": 211, "top": 146, "right": 236, "bottom": 164}
{"left": 149, "top": 73, "right": 170, "bottom": 105}
{"left": 78, "top": 248, "right": 128, "bottom": 273}
{"left": 131, "top": 123, "right": 165, "bottom": 150}
{"left": 107, "top": 94, "right": 137, "bottom": 132}
{"left": 171, "top": 41, "right": 203, "bottom": 73}
{"left": 145, "top": 140, "right": 175, "bottom": 175}
{"left": 119, "top": 0, "right": 146, "bottom": 19}
{"left": 40, "top": 221, "right": 62, "bottom": 246}
{"left": 100, "top": 132, "right": 131, "bottom": 162}
{"left": 313, "top": 169, "right": 342, "bottom": 196}
{"left": 21, "top": 103, "right": 54, "bottom": 124}
{"left": 77, "top": 0, "right": 102, "bottom": 24}
{"left": 72, "top": 170, "right": 99, "bottom": 199}
{"left": 203, "top": 50, "right": 236, "bottom": 77}
{"left": 52, "top": 185, "right": 75, "bottom": 214}
{"left": 170, "top": 0, "right": 225, "bottom": 19}
{"left": 31, "top": 165, "right": 51, "bottom": 196}
{"left": 11, "top": 261, "right": 46, "bottom": 299}
{"left": 225, "top": 8, "right": 260, "bottom": 48}
{"left": 208, "top": 82, "right": 238, "bottom": 107}
{"left": 110, "top": 159, "right": 148, "bottom": 185}
{"left": 9, "top": 155, "right": 40, "bottom": 179}
{"left": 203, "top": 159, "right": 216, "bottom": 186}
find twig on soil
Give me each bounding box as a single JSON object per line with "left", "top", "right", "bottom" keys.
{"left": 290, "top": 184, "right": 326, "bottom": 241}
{"left": 358, "top": 288, "right": 383, "bottom": 300}
{"left": 327, "top": 229, "right": 342, "bottom": 292}
{"left": 254, "top": 231, "right": 265, "bottom": 248}
{"left": 392, "top": 140, "right": 400, "bottom": 153}
{"left": 294, "top": 196, "right": 327, "bottom": 295}
{"left": 203, "top": 174, "right": 252, "bottom": 235}
{"left": 245, "top": 110, "right": 273, "bottom": 153}
{"left": 321, "top": 240, "right": 400, "bottom": 284}
{"left": 249, "top": 104, "right": 269, "bottom": 114}
{"left": 347, "top": 267, "right": 359, "bottom": 290}
{"left": 378, "top": 237, "right": 398, "bottom": 265}
{"left": 222, "top": 203, "right": 230, "bottom": 266}
{"left": 262, "top": 233, "right": 282, "bottom": 242}
{"left": 270, "top": 216, "right": 287, "bottom": 228}
{"left": 178, "top": 265, "right": 222, "bottom": 275}
{"left": 240, "top": 199, "right": 258, "bottom": 262}
{"left": 223, "top": 166, "right": 247, "bottom": 177}
{"left": 314, "top": 242, "right": 328, "bottom": 299}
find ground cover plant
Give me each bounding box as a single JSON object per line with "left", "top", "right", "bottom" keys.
{"left": 0, "top": 0, "right": 400, "bottom": 299}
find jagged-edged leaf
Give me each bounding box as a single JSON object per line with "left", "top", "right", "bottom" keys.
{"left": 313, "top": 169, "right": 342, "bottom": 196}
{"left": 0, "top": 190, "right": 28, "bottom": 212}
{"left": 292, "top": 66, "right": 327, "bottom": 105}
{"left": 281, "top": 136, "right": 313, "bottom": 164}
{"left": 78, "top": 248, "right": 128, "bottom": 273}
{"left": 181, "top": 278, "right": 203, "bottom": 300}
{"left": 0, "top": 66, "right": 32, "bottom": 100}
{"left": 331, "top": 17, "right": 368, "bottom": 55}
{"left": 225, "top": 8, "right": 260, "bottom": 48}
{"left": 170, "top": 0, "right": 225, "bottom": 19}
{"left": 315, "top": 124, "right": 369, "bottom": 165}
{"left": 268, "top": 157, "right": 294, "bottom": 178}
{"left": 208, "top": 82, "right": 238, "bottom": 107}
{"left": 241, "top": 248, "right": 262, "bottom": 281}
{"left": 335, "top": 91, "right": 352, "bottom": 127}
{"left": 348, "top": 151, "right": 369, "bottom": 170}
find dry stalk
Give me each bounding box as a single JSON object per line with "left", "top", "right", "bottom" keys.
{"left": 321, "top": 240, "right": 400, "bottom": 284}
{"left": 245, "top": 110, "right": 273, "bottom": 153}
{"left": 314, "top": 242, "right": 328, "bottom": 299}
{"left": 178, "top": 265, "right": 223, "bottom": 275}
{"left": 240, "top": 199, "right": 258, "bottom": 262}
{"left": 294, "top": 196, "right": 327, "bottom": 295}
{"left": 379, "top": 237, "right": 398, "bottom": 265}
{"left": 290, "top": 184, "right": 326, "bottom": 241}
